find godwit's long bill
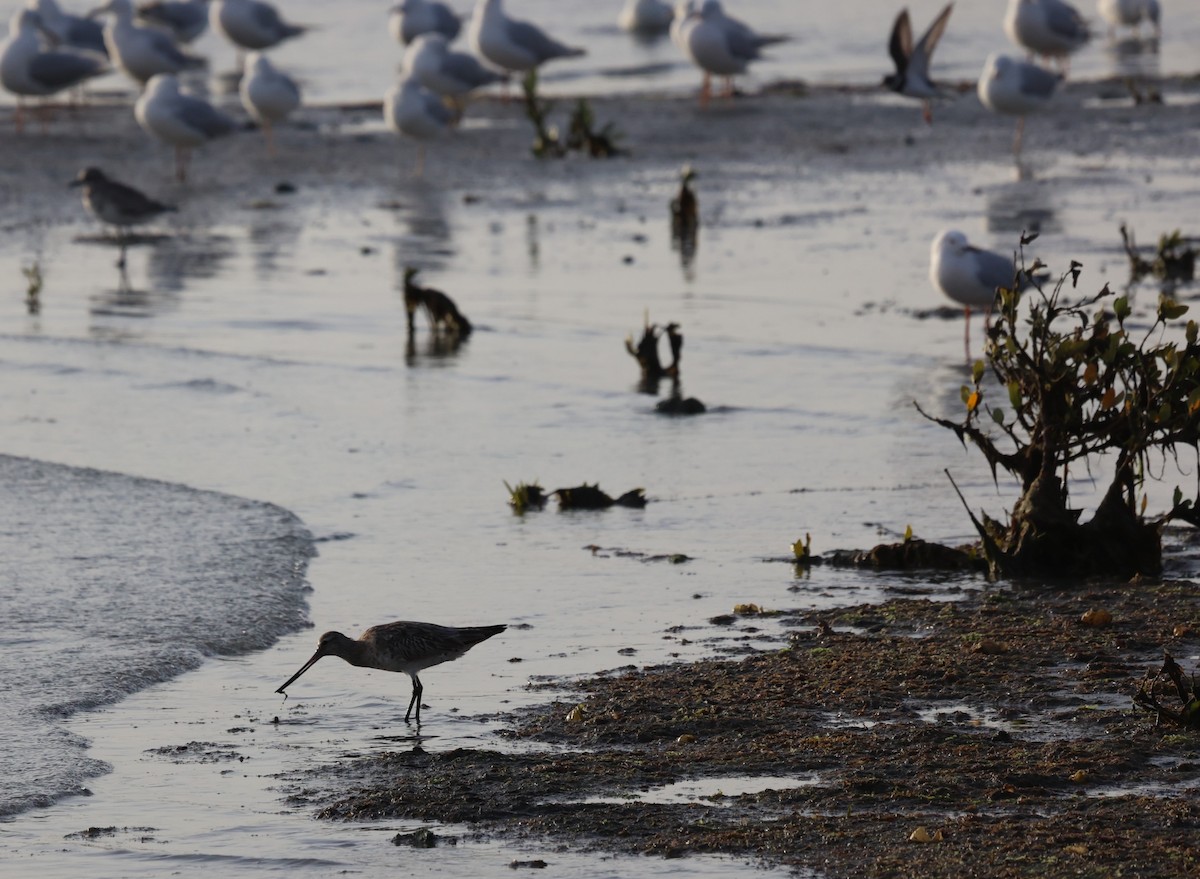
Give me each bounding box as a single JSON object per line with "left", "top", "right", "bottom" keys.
{"left": 276, "top": 620, "right": 506, "bottom": 725}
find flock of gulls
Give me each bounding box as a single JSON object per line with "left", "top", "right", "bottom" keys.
{"left": 1, "top": 2, "right": 1175, "bottom": 355}
{"left": 0, "top": 0, "right": 1171, "bottom": 350}
{"left": 0, "top": 0, "right": 1176, "bottom": 720}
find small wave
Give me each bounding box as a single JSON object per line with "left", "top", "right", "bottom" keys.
{"left": 0, "top": 454, "right": 315, "bottom": 819}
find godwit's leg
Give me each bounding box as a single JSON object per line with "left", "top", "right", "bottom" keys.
{"left": 264, "top": 120, "right": 276, "bottom": 158}
{"left": 699, "top": 72, "right": 711, "bottom": 109}
{"left": 405, "top": 675, "right": 424, "bottom": 724}
{"left": 963, "top": 306, "right": 972, "bottom": 360}
{"left": 922, "top": 99, "right": 933, "bottom": 125}
{"left": 14, "top": 97, "right": 25, "bottom": 133}
{"left": 415, "top": 142, "right": 426, "bottom": 178}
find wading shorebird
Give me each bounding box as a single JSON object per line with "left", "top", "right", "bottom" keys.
{"left": 69, "top": 166, "right": 176, "bottom": 266}
{"left": 276, "top": 621, "right": 506, "bottom": 725}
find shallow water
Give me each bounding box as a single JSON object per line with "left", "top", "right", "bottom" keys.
{"left": 2, "top": 10, "right": 1199, "bottom": 873}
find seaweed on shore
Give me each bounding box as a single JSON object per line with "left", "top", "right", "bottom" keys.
{"left": 523, "top": 71, "right": 623, "bottom": 159}
{"left": 553, "top": 484, "right": 646, "bottom": 510}
{"left": 1120, "top": 224, "right": 1196, "bottom": 284}
{"left": 1134, "top": 652, "right": 1200, "bottom": 730}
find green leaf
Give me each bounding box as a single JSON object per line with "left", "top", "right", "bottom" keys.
{"left": 960, "top": 385, "right": 971, "bottom": 405}
{"left": 1187, "top": 320, "right": 1197, "bottom": 345}
{"left": 1113, "top": 297, "right": 1131, "bottom": 323}
{"left": 972, "top": 359, "right": 985, "bottom": 384}
{"left": 1158, "top": 295, "right": 1189, "bottom": 322}
{"left": 1008, "top": 381, "right": 1022, "bottom": 409}
{"left": 991, "top": 408, "right": 1005, "bottom": 426}
{"left": 1174, "top": 487, "right": 1183, "bottom": 508}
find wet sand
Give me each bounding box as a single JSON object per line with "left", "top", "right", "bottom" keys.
{"left": 300, "top": 570, "right": 1200, "bottom": 877}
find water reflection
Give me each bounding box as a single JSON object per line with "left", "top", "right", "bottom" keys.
{"left": 1103, "top": 35, "right": 1161, "bottom": 79}
{"left": 983, "top": 180, "right": 1058, "bottom": 238}
{"left": 386, "top": 182, "right": 453, "bottom": 256}
{"left": 245, "top": 207, "right": 304, "bottom": 279}
{"left": 145, "top": 233, "right": 236, "bottom": 294}
{"left": 404, "top": 330, "right": 469, "bottom": 365}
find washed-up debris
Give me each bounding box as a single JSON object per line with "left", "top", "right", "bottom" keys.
{"left": 655, "top": 394, "right": 705, "bottom": 415}
{"left": 1120, "top": 225, "right": 1196, "bottom": 283}
{"left": 626, "top": 315, "right": 681, "bottom": 381}
{"left": 823, "top": 539, "right": 985, "bottom": 572}
{"left": 1134, "top": 652, "right": 1200, "bottom": 731}
{"left": 553, "top": 484, "right": 646, "bottom": 510}
{"left": 392, "top": 827, "right": 453, "bottom": 848}
{"left": 403, "top": 267, "right": 472, "bottom": 338}
{"left": 523, "top": 71, "right": 622, "bottom": 159}
{"left": 506, "top": 483, "right": 646, "bottom": 511}
{"left": 505, "top": 480, "right": 547, "bottom": 514}
{"left": 583, "top": 545, "right": 690, "bottom": 563}
{"left": 670, "top": 165, "right": 698, "bottom": 255}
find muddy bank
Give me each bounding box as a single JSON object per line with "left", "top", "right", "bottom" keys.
{"left": 293, "top": 578, "right": 1200, "bottom": 876}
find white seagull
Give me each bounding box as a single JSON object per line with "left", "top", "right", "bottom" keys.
{"left": 389, "top": 0, "right": 461, "bottom": 46}
{"left": 93, "top": 0, "right": 203, "bottom": 84}
{"left": 239, "top": 50, "right": 299, "bottom": 156}
{"left": 467, "top": 0, "right": 584, "bottom": 75}
{"left": 403, "top": 32, "right": 503, "bottom": 104}
{"left": 669, "top": 0, "right": 696, "bottom": 47}
{"left": 930, "top": 230, "right": 1018, "bottom": 354}
{"left": 2, "top": 8, "right": 109, "bottom": 130}
{"left": 209, "top": 0, "right": 304, "bottom": 52}
{"left": 28, "top": 0, "right": 108, "bottom": 56}
{"left": 136, "top": 0, "right": 210, "bottom": 44}
{"left": 384, "top": 73, "right": 453, "bottom": 177}
{"left": 618, "top": 0, "right": 674, "bottom": 37}
{"left": 680, "top": 0, "right": 785, "bottom": 106}
{"left": 977, "top": 52, "right": 1060, "bottom": 155}
{"left": 1004, "top": 0, "right": 1090, "bottom": 71}
{"left": 1097, "top": 0, "right": 1160, "bottom": 38}
{"left": 883, "top": 3, "right": 954, "bottom": 124}
{"left": 135, "top": 72, "right": 237, "bottom": 182}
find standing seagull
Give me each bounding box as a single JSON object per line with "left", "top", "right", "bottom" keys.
{"left": 136, "top": 0, "right": 210, "bottom": 44}
{"left": 680, "top": 1, "right": 786, "bottom": 106}
{"left": 239, "top": 50, "right": 299, "bottom": 156}
{"left": 468, "top": 0, "right": 585, "bottom": 75}
{"left": 29, "top": 0, "right": 108, "bottom": 57}
{"left": 275, "top": 621, "right": 507, "bottom": 726}
{"left": 384, "top": 73, "right": 453, "bottom": 176}
{"left": 2, "top": 9, "right": 110, "bottom": 131}
{"left": 1004, "top": 0, "right": 1090, "bottom": 72}
{"left": 135, "top": 72, "right": 237, "bottom": 182}
{"left": 93, "top": 0, "right": 204, "bottom": 85}
{"left": 209, "top": 0, "right": 305, "bottom": 52}
{"left": 883, "top": 3, "right": 954, "bottom": 124}
{"left": 977, "top": 52, "right": 1060, "bottom": 156}
{"left": 618, "top": 0, "right": 674, "bottom": 37}
{"left": 1097, "top": 0, "right": 1160, "bottom": 38}
{"left": 389, "top": 0, "right": 461, "bottom": 46}
{"left": 69, "top": 166, "right": 175, "bottom": 266}
{"left": 402, "top": 32, "right": 503, "bottom": 107}
{"left": 930, "top": 229, "right": 1018, "bottom": 355}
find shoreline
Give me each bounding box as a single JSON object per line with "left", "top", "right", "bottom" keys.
{"left": 300, "top": 577, "right": 1200, "bottom": 876}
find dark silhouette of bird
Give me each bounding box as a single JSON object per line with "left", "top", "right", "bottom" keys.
{"left": 276, "top": 620, "right": 505, "bottom": 725}
{"left": 884, "top": 3, "right": 954, "bottom": 124}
